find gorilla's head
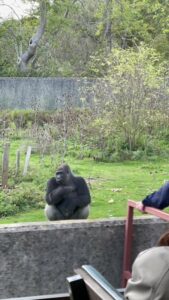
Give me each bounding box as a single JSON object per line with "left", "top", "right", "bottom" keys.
{"left": 55, "top": 164, "right": 71, "bottom": 185}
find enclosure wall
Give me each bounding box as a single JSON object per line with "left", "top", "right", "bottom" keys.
{"left": 0, "top": 77, "right": 95, "bottom": 109}
{"left": 0, "top": 217, "right": 168, "bottom": 298}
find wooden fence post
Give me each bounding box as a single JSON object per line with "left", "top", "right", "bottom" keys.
{"left": 23, "top": 146, "right": 32, "bottom": 176}
{"left": 16, "top": 150, "right": 20, "bottom": 176}
{"left": 2, "top": 143, "right": 10, "bottom": 188}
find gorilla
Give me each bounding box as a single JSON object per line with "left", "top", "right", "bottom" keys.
{"left": 45, "top": 164, "right": 91, "bottom": 220}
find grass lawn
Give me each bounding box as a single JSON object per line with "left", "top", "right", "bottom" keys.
{"left": 0, "top": 156, "right": 169, "bottom": 224}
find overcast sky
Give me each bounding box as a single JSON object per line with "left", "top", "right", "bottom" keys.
{"left": 0, "top": 0, "right": 32, "bottom": 20}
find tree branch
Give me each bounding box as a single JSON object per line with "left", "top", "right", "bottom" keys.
{"left": 18, "top": 0, "right": 47, "bottom": 72}
{"left": 0, "top": 3, "right": 21, "bottom": 20}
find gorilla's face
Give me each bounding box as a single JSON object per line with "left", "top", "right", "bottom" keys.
{"left": 55, "top": 170, "right": 66, "bottom": 184}
{"left": 55, "top": 164, "right": 71, "bottom": 185}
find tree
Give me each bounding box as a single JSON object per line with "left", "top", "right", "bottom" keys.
{"left": 1, "top": 0, "right": 169, "bottom": 76}
{"left": 17, "top": 0, "right": 47, "bottom": 72}
{"left": 0, "top": 0, "right": 47, "bottom": 73}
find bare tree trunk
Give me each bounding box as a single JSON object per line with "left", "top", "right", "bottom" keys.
{"left": 104, "top": 0, "right": 113, "bottom": 52}
{"left": 18, "top": 0, "right": 47, "bottom": 72}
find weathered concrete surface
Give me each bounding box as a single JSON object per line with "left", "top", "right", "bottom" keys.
{"left": 0, "top": 77, "right": 95, "bottom": 109}
{"left": 0, "top": 217, "right": 168, "bottom": 299}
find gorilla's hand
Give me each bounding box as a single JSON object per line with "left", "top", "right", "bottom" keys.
{"left": 47, "top": 186, "right": 64, "bottom": 204}
{"left": 49, "top": 185, "right": 75, "bottom": 204}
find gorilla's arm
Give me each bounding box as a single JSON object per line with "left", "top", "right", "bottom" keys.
{"left": 50, "top": 186, "right": 75, "bottom": 203}
{"left": 45, "top": 178, "right": 75, "bottom": 205}
{"left": 75, "top": 177, "right": 91, "bottom": 208}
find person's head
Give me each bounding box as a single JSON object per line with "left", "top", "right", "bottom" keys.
{"left": 157, "top": 230, "right": 169, "bottom": 246}
{"left": 125, "top": 246, "right": 169, "bottom": 300}
{"left": 55, "top": 164, "right": 71, "bottom": 185}
{"left": 125, "top": 231, "right": 169, "bottom": 300}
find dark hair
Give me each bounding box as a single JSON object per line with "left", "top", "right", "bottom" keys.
{"left": 56, "top": 164, "right": 71, "bottom": 174}
{"left": 157, "top": 231, "right": 169, "bottom": 246}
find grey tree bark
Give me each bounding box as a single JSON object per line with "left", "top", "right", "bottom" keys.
{"left": 17, "top": 0, "right": 47, "bottom": 72}
{"left": 104, "top": 0, "right": 113, "bottom": 52}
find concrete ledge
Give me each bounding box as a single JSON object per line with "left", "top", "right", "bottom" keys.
{"left": 0, "top": 217, "right": 168, "bottom": 299}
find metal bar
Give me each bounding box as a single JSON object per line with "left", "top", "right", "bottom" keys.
{"left": 121, "top": 204, "right": 134, "bottom": 287}
{"left": 1, "top": 293, "right": 70, "bottom": 300}
{"left": 128, "top": 200, "right": 169, "bottom": 221}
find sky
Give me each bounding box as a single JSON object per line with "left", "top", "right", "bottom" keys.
{"left": 0, "top": 0, "right": 33, "bottom": 20}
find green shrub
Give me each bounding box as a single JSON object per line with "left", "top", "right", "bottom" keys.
{"left": 0, "top": 185, "right": 44, "bottom": 217}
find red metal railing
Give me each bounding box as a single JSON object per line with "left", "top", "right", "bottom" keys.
{"left": 121, "top": 200, "right": 169, "bottom": 288}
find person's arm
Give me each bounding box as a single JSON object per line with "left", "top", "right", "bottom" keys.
{"left": 45, "top": 178, "right": 62, "bottom": 205}
{"left": 142, "top": 182, "right": 169, "bottom": 210}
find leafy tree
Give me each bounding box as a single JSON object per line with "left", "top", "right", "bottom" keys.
{"left": 0, "top": 0, "right": 47, "bottom": 74}
{"left": 84, "top": 45, "right": 169, "bottom": 158}
{"left": 17, "top": 0, "right": 47, "bottom": 72}
{"left": 0, "top": 0, "right": 169, "bottom": 76}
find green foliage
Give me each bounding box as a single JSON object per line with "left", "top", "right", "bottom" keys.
{"left": 1, "top": 105, "right": 169, "bottom": 220}
{"left": 83, "top": 45, "right": 169, "bottom": 160}
{"left": 0, "top": 0, "right": 168, "bottom": 76}
{"left": 1, "top": 159, "right": 169, "bottom": 222}
{"left": 0, "top": 185, "right": 44, "bottom": 218}
{"left": 0, "top": 45, "right": 169, "bottom": 220}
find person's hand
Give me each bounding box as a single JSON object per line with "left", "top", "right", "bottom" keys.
{"left": 136, "top": 201, "right": 146, "bottom": 213}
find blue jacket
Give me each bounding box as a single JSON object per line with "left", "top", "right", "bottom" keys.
{"left": 142, "top": 181, "right": 169, "bottom": 210}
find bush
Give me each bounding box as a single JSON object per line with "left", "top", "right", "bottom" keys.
{"left": 0, "top": 185, "right": 44, "bottom": 217}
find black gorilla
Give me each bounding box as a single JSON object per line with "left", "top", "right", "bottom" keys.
{"left": 45, "top": 164, "right": 91, "bottom": 220}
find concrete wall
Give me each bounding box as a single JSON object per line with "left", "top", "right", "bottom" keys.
{"left": 0, "top": 217, "right": 169, "bottom": 299}
{"left": 0, "top": 77, "right": 95, "bottom": 110}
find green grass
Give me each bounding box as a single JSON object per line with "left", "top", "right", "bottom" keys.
{"left": 0, "top": 209, "right": 45, "bottom": 224}
{"left": 0, "top": 156, "right": 169, "bottom": 224}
